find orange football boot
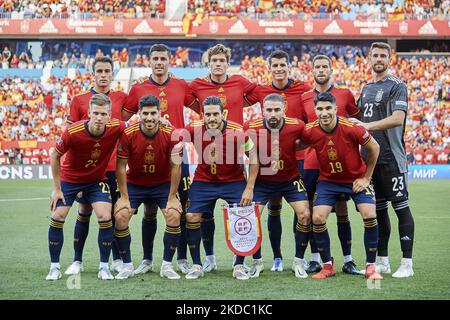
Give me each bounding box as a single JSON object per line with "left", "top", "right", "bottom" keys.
{"left": 312, "top": 263, "right": 336, "bottom": 279}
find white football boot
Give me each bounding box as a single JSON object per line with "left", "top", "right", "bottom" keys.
{"left": 392, "top": 258, "right": 414, "bottom": 278}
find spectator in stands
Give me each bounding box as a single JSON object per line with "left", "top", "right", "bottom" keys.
{"left": 119, "top": 47, "right": 129, "bottom": 67}
{"left": 112, "top": 49, "right": 120, "bottom": 70}
{"left": 2, "top": 46, "right": 12, "bottom": 69}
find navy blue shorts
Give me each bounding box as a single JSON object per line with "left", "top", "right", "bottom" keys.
{"left": 302, "top": 169, "right": 320, "bottom": 201}
{"left": 187, "top": 181, "right": 246, "bottom": 214}
{"left": 128, "top": 182, "right": 170, "bottom": 210}
{"left": 57, "top": 181, "right": 111, "bottom": 208}
{"left": 313, "top": 180, "right": 376, "bottom": 207}
{"left": 77, "top": 171, "right": 118, "bottom": 205}
{"left": 254, "top": 177, "right": 308, "bottom": 205}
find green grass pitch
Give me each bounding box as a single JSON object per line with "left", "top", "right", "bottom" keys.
{"left": 0, "top": 179, "right": 449, "bottom": 300}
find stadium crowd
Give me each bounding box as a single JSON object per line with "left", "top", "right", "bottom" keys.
{"left": 0, "top": 47, "right": 449, "bottom": 164}
{"left": 0, "top": 0, "right": 448, "bottom": 20}
{"left": 1, "top": 45, "right": 193, "bottom": 70}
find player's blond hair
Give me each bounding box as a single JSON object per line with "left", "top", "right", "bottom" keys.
{"left": 89, "top": 93, "right": 111, "bottom": 111}
{"left": 207, "top": 44, "right": 231, "bottom": 63}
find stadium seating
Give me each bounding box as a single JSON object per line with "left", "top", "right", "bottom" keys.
{"left": 0, "top": 0, "right": 448, "bottom": 20}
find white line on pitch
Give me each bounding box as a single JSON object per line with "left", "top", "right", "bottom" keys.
{"left": 0, "top": 197, "right": 47, "bottom": 202}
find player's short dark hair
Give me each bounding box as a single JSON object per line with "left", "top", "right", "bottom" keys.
{"left": 207, "top": 44, "right": 231, "bottom": 63}
{"left": 149, "top": 44, "right": 171, "bottom": 57}
{"left": 267, "top": 50, "right": 290, "bottom": 65}
{"left": 370, "top": 42, "right": 392, "bottom": 57}
{"left": 89, "top": 93, "right": 111, "bottom": 111}
{"left": 202, "top": 96, "right": 223, "bottom": 112}
{"left": 263, "top": 93, "right": 285, "bottom": 107}
{"left": 314, "top": 92, "right": 336, "bottom": 106}
{"left": 312, "top": 54, "right": 332, "bottom": 68}
{"left": 93, "top": 56, "right": 113, "bottom": 72}
{"left": 139, "top": 94, "right": 160, "bottom": 110}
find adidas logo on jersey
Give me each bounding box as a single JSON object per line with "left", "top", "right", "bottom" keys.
{"left": 401, "top": 236, "right": 412, "bottom": 241}
{"left": 396, "top": 191, "right": 404, "bottom": 197}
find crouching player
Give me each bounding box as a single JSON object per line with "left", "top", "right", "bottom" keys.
{"left": 47, "top": 94, "right": 126, "bottom": 280}
{"left": 114, "top": 94, "right": 183, "bottom": 280}
{"left": 183, "top": 96, "right": 259, "bottom": 280}
{"left": 246, "top": 94, "right": 310, "bottom": 278}
{"left": 300, "top": 92, "right": 383, "bottom": 280}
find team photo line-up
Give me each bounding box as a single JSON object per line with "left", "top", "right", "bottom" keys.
{"left": 46, "top": 41, "right": 415, "bottom": 282}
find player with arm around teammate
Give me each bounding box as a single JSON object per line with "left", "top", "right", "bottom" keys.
{"left": 47, "top": 94, "right": 125, "bottom": 281}
{"left": 113, "top": 94, "right": 183, "bottom": 280}
{"left": 300, "top": 92, "right": 382, "bottom": 280}
{"left": 246, "top": 93, "right": 310, "bottom": 278}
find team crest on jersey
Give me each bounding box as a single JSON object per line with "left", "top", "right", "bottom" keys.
{"left": 91, "top": 148, "right": 101, "bottom": 160}
{"left": 375, "top": 89, "right": 384, "bottom": 102}
{"left": 144, "top": 145, "right": 154, "bottom": 164}
{"left": 327, "top": 147, "right": 338, "bottom": 161}
{"left": 56, "top": 136, "right": 63, "bottom": 146}
{"left": 219, "top": 95, "right": 227, "bottom": 107}
{"left": 160, "top": 99, "right": 168, "bottom": 112}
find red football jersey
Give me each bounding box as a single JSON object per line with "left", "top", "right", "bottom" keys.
{"left": 67, "top": 88, "right": 127, "bottom": 172}
{"left": 186, "top": 120, "right": 246, "bottom": 183}
{"left": 117, "top": 123, "right": 181, "bottom": 186}
{"left": 245, "top": 79, "right": 312, "bottom": 160}
{"left": 67, "top": 88, "right": 127, "bottom": 123}
{"left": 246, "top": 117, "right": 305, "bottom": 182}
{"left": 300, "top": 117, "right": 372, "bottom": 183}
{"left": 189, "top": 75, "right": 256, "bottom": 125}
{"left": 301, "top": 85, "right": 360, "bottom": 170}
{"left": 55, "top": 120, "right": 126, "bottom": 183}
{"left": 123, "top": 76, "right": 196, "bottom": 129}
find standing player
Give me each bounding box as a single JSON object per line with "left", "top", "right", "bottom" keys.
{"left": 300, "top": 92, "right": 382, "bottom": 280}
{"left": 189, "top": 44, "right": 257, "bottom": 272}
{"left": 351, "top": 42, "right": 415, "bottom": 278}
{"left": 46, "top": 94, "right": 125, "bottom": 280}
{"left": 65, "top": 56, "right": 127, "bottom": 276}
{"left": 113, "top": 95, "right": 183, "bottom": 280}
{"left": 122, "top": 44, "right": 197, "bottom": 275}
{"left": 246, "top": 94, "right": 310, "bottom": 278}
{"left": 301, "top": 54, "right": 361, "bottom": 275}
{"left": 245, "top": 50, "right": 312, "bottom": 272}
{"left": 183, "top": 96, "right": 259, "bottom": 280}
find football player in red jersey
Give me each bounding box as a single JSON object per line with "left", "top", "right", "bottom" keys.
{"left": 182, "top": 96, "right": 259, "bottom": 280}
{"left": 114, "top": 94, "right": 183, "bottom": 280}
{"left": 189, "top": 44, "right": 257, "bottom": 273}
{"left": 47, "top": 94, "right": 126, "bottom": 281}
{"left": 245, "top": 50, "right": 312, "bottom": 272}
{"left": 123, "top": 44, "right": 197, "bottom": 275}
{"left": 65, "top": 56, "right": 127, "bottom": 277}
{"left": 299, "top": 92, "right": 382, "bottom": 280}
{"left": 246, "top": 94, "right": 310, "bottom": 278}
{"left": 301, "top": 54, "right": 361, "bottom": 275}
